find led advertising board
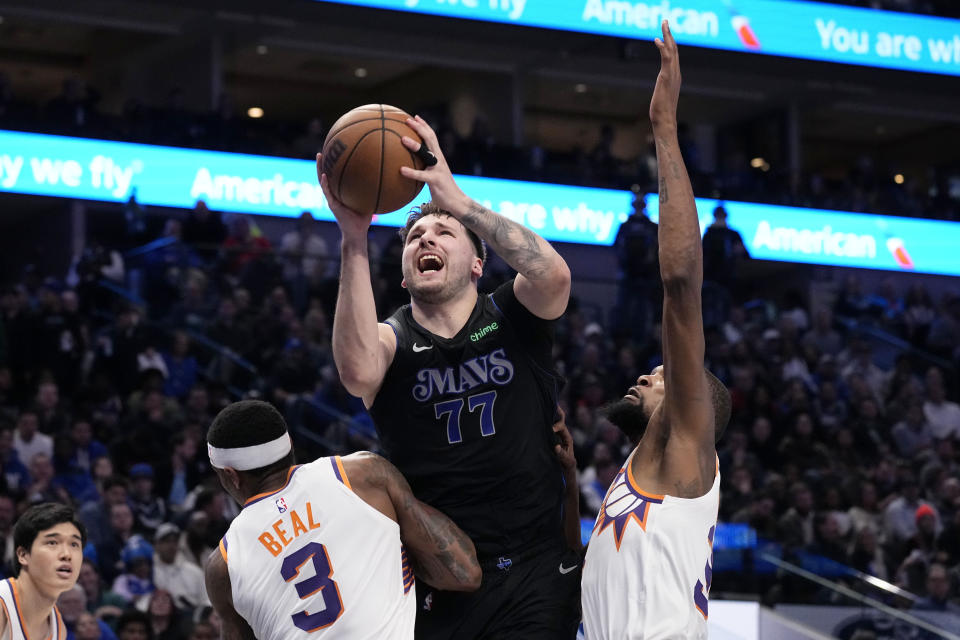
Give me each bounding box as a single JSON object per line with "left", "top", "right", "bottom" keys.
{"left": 2, "top": 129, "right": 958, "bottom": 277}
{"left": 317, "top": 0, "right": 960, "bottom": 76}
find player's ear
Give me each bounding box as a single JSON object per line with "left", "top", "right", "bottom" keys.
{"left": 223, "top": 467, "right": 241, "bottom": 491}
{"left": 401, "top": 278, "right": 408, "bottom": 289}
{"left": 15, "top": 545, "right": 28, "bottom": 570}
{"left": 471, "top": 258, "right": 483, "bottom": 279}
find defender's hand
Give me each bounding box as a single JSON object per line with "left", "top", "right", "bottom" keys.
{"left": 552, "top": 407, "right": 577, "bottom": 474}
{"left": 399, "top": 116, "right": 470, "bottom": 215}
{"left": 650, "top": 20, "right": 681, "bottom": 131}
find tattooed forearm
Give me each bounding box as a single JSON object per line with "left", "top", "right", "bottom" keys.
{"left": 374, "top": 454, "right": 479, "bottom": 590}
{"left": 405, "top": 495, "right": 479, "bottom": 587}
{"left": 459, "top": 201, "right": 553, "bottom": 280}
{"left": 659, "top": 177, "right": 669, "bottom": 205}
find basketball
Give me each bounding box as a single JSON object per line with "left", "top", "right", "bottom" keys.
{"left": 320, "top": 104, "right": 427, "bottom": 216}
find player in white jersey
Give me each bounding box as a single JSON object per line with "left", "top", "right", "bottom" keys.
{"left": 0, "top": 503, "right": 85, "bottom": 640}
{"left": 581, "top": 21, "right": 731, "bottom": 640}
{"left": 203, "top": 400, "right": 481, "bottom": 640}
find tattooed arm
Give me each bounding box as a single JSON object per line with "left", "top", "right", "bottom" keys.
{"left": 400, "top": 116, "right": 571, "bottom": 320}
{"left": 342, "top": 452, "right": 482, "bottom": 592}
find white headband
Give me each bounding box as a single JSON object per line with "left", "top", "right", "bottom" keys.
{"left": 208, "top": 433, "right": 291, "bottom": 471}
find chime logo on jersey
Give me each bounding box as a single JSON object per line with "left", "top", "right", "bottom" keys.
{"left": 412, "top": 348, "right": 515, "bottom": 402}
{"left": 275, "top": 497, "right": 288, "bottom": 513}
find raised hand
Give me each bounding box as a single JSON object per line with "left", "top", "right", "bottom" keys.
{"left": 317, "top": 153, "right": 373, "bottom": 240}
{"left": 399, "top": 116, "right": 470, "bottom": 215}
{"left": 650, "top": 20, "right": 681, "bottom": 131}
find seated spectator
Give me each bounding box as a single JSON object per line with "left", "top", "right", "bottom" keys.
{"left": 79, "top": 476, "right": 130, "bottom": 546}
{"left": 112, "top": 536, "right": 155, "bottom": 604}
{"left": 116, "top": 609, "right": 154, "bottom": 640}
{"left": 847, "top": 526, "right": 888, "bottom": 581}
{"left": 96, "top": 502, "right": 138, "bottom": 583}
{"left": 0, "top": 424, "right": 31, "bottom": 492}
{"left": 161, "top": 332, "right": 198, "bottom": 400}
{"left": 143, "top": 589, "right": 190, "bottom": 640}
{"left": 25, "top": 452, "right": 70, "bottom": 505}
{"left": 0, "top": 494, "right": 14, "bottom": 577}
{"left": 912, "top": 563, "right": 960, "bottom": 613}
{"left": 923, "top": 367, "right": 960, "bottom": 441}
{"left": 13, "top": 408, "right": 52, "bottom": 466}
{"left": 848, "top": 481, "right": 884, "bottom": 539}
{"left": 892, "top": 402, "right": 935, "bottom": 459}
{"left": 78, "top": 559, "right": 126, "bottom": 623}
{"left": 152, "top": 523, "right": 209, "bottom": 611}
{"left": 778, "top": 481, "right": 816, "bottom": 550}
{"left": 222, "top": 216, "right": 271, "bottom": 276}
{"left": 52, "top": 435, "right": 99, "bottom": 505}
{"left": 35, "top": 380, "right": 69, "bottom": 434}
{"left": 58, "top": 584, "right": 118, "bottom": 640}
{"left": 884, "top": 473, "right": 935, "bottom": 548}
{"left": 69, "top": 418, "right": 109, "bottom": 476}
{"left": 129, "top": 464, "right": 166, "bottom": 536}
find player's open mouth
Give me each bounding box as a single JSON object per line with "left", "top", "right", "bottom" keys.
{"left": 56, "top": 565, "right": 73, "bottom": 578}
{"left": 418, "top": 254, "right": 444, "bottom": 273}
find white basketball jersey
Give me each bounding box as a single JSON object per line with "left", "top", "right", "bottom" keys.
{"left": 0, "top": 578, "right": 66, "bottom": 640}
{"left": 221, "top": 456, "right": 416, "bottom": 640}
{"left": 581, "top": 450, "right": 720, "bottom": 640}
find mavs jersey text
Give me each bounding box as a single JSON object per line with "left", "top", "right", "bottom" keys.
{"left": 0, "top": 579, "right": 67, "bottom": 640}
{"left": 581, "top": 451, "right": 720, "bottom": 639}
{"left": 370, "top": 280, "right": 564, "bottom": 558}
{"left": 220, "top": 457, "right": 416, "bottom": 640}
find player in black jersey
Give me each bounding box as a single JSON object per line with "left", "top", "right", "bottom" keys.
{"left": 317, "top": 115, "right": 580, "bottom": 639}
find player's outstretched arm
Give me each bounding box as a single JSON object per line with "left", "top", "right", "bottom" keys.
{"left": 650, "top": 21, "right": 713, "bottom": 448}
{"left": 203, "top": 550, "right": 257, "bottom": 640}
{"left": 318, "top": 158, "right": 397, "bottom": 404}
{"left": 343, "top": 452, "right": 482, "bottom": 592}
{"left": 399, "top": 117, "right": 571, "bottom": 320}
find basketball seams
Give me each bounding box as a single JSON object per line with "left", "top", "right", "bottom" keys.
{"left": 325, "top": 114, "right": 410, "bottom": 143}
{"left": 324, "top": 104, "right": 424, "bottom": 215}
{"left": 382, "top": 128, "right": 425, "bottom": 203}
{"left": 335, "top": 128, "right": 382, "bottom": 208}
{"left": 373, "top": 104, "right": 385, "bottom": 216}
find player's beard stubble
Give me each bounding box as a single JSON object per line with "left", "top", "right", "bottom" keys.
{"left": 601, "top": 399, "right": 649, "bottom": 443}
{"left": 402, "top": 263, "right": 474, "bottom": 306}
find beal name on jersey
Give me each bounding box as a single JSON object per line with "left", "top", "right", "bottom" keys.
{"left": 257, "top": 501, "right": 322, "bottom": 557}
{"left": 412, "top": 348, "right": 515, "bottom": 402}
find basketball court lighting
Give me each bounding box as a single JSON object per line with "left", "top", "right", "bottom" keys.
{"left": 247, "top": 107, "right": 264, "bottom": 119}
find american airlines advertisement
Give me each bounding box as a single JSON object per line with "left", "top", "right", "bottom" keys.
{"left": 317, "top": 0, "right": 960, "bottom": 77}
{"left": 2, "top": 129, "right": 959, "bottom": 277}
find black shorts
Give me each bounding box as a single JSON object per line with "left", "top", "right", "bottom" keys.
{"left": 414, "top": 540, "right": 582, "bottom": 640}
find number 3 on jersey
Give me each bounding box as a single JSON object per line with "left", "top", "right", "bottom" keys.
{"left": 693, "top": 525, "right": 715, "bottom": 620}
{"left": 281, "top": 541, "right": 344, "bottom": 631}
{"left": 434, "top": 391, "right": 497, "bottom": 444}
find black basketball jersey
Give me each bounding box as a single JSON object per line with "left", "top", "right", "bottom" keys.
{"left": 369, "top": 280, "right": 565, "bottom": 558}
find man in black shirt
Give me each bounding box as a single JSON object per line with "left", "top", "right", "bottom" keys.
{"left": 319, "top": 115, "right": 579, "bottom": 639}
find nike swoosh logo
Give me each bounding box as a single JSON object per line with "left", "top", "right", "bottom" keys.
{"left": 412, "top": 343, "right": 433, "bottom": 352}
{"left": 559, "top": 563, "right": 578, "bottom": 575}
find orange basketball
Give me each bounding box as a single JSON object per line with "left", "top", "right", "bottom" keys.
{"left": 320, "top": 104, "right": 426, "bottom": 216}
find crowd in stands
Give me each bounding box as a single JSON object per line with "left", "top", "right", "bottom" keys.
{"left": 2, "top": 192, "right": 960, "bottom": 639}
{"left": 2, "top": 68, "right": 959, "bottom": 224}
